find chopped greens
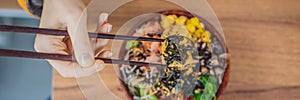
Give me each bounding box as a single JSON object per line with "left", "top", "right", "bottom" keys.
{"left": 126, "top": 41, "right": 141, "bottom": 50}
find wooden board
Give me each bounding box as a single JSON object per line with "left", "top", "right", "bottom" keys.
{"left": 209, "top": 0, "right": 300, "bottom": 100}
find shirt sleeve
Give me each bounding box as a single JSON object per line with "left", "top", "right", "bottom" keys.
{"left": 17, "top": 0, "right": 43, "bottom": 19}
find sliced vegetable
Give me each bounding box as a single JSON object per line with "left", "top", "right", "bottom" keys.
{"left": 126, "top": 41, "right": 141, "bottom": 50}
{"left": 201, "top": 75, "right": 218, "bottom": 100}
{"left": 195, "top": 93, "right": 202, "bottom": 100}
{"left": 146, "top": 95, "right": 158, "bottom": 100}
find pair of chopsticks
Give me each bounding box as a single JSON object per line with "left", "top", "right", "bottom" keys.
{"left": 0, "top": 25, "right": 165, "bottom": 67}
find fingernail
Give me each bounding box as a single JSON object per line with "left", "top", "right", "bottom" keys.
{"left": 81, "top": 53, "right": 94, "bottom": 67}
{"left": 107, "top": 53, "right": 113, "bottom": 58}
{"left": 100, "top": 13, "right": 108, "bottom": 24}
{"left": 107, "top": 24, "right": 112, "bottom": 33}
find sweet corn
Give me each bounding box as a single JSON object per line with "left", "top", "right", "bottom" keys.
{"left": 194, "top": 29, "right": 204, "bottom": 38}
{"left": 175, "top": 16, "right": 188, "bottom": 25}
{"left": 187, "top": 17, "right": 200, "bottom": 26}
{"left": 194, "top": 89, "right": 201, "bottom": 94}
{"left": 170, "top": 15, "right": 178, "bottom": 19}
{"left": 160, "top": 15, "right": 176, "bottom": 29}
{"left": 196, "top": 22, "right": 205, "bottom": 29}
{"left": 166, "top": 15, "right": 177, "bottom": 24}
{"left": 185, "top": 24, "right": 196, "bottom": 33}
{"left": 201, "top": 31, "right": 211, "bottom": 43}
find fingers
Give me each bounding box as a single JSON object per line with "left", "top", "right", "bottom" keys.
{"left": 93, "top": 13, "right": 113, "bottom": 54}
{"left": 34, "top": 35, "right": 68, "bottom": 54}
{"left": 62, "top": 12, "right": 113, "bottom": 76}
{"left": 35, "top": 34, "right": 100, "bottom": 78}
{"left": 100, "top": 23, "right": 113, "bottom": 33}
{"left": 35, "top": 0, "right": 101, "bottom": 77}
{"left": 65, "top": 9, "right": 95, "bottom": 67}
{"left": 94, "top": 23, "right": 112, "bottom": 52}
{"left": 98, "top": 13, "right": 109, "bottom": 30}
{"left": 89, "top": 13, "right": 113, "bottom": 71}
{"left": 98, "top": 13, "right": 112, "bottom": 33}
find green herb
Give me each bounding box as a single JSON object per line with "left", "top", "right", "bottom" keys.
{"left": 128, "top": 86, "right": 137, "bottom": 96}
{"left": 201, "top": 75, "right": 218, "bottom": 100}
{"left": 134, "top": 85, "right": 158, "bottom": 100}
{"left": 190, "top": 75, "right": 218, "bottom": 100}
{"left": 138, "top": 86, "right": 146, "bottom": 97}
{"left": 194, "top": 93, "right": 202, "bottom": 100}
{"left": 126, "top": 41, "right": 141, "bottom": 50}
{"left": 146, "top": 95, "right": 158, "bottom": 100}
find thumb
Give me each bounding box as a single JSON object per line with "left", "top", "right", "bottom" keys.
{"left": 66, "top": 9, "right": 95, "bottom": 67}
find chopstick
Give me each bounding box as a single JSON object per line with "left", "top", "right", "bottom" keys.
{"left": 0, "top": 25, "right": 165, "bottom": 67}
{"left": 0, "top": 25, "right": 164, "bottom": 42}
{"left": 0, "top": 49, "right": 164, "bottom": 67}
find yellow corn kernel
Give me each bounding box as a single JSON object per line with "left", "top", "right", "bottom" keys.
{"left": 166, "top": 15, "right": 177, "bottom": 24}
{"left": 201, "top": 31, "right": 211, "bottom": 43}
{"left": 185, "top": 24, "right": 196, "bottom": 33}
{"left": 196, "top": 22, "right": 205, "bottom": 29}
{"left": 201, "top": 36, "right": 211, "bottom": 43}
{"left": 170, "top": 15, "right": 178, "bottom": 19}
{"left": 187, "top": 17, "right": 200, "bottom": 26}
{"left": 194, "top": 29, "right": 204, "bottom": 38}
{"left": 175, "top": 16, "right": 188, "bottom": 25}
{"left": 160, "top": 15, "right": 176, "bottom": 29}
{"left": 194, "top": 89, "right": 201, "bottom": 94}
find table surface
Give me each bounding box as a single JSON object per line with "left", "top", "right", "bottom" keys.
{"left": 208, "top": 0, "right": 300, "bottom": 100}
{"left": 30, "top": 0, "right": 299, "bottom": 100}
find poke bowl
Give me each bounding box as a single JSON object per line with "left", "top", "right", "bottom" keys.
{"left": 112, "top": 10, "right": 230, "bottom": 100}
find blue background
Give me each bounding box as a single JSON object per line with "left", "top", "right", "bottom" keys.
{"left": 0, "top": 17, "right": 52, "bottom": 100}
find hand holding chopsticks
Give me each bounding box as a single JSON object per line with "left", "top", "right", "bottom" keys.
{"left": 0, "top": 3, "right": 167, "bottom": 78}
{"left": 0, "top": 25, "right": 165, "bottom": 68}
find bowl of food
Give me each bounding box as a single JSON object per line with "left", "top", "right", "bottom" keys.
{"left": 112, "top": 10, "right": 230, "bottom": 100}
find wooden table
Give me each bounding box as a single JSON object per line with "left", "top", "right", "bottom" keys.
{"left": 209, "top": 0, "right": 300, "bottom": 100}
{"left": 51, "top": 0, "right": 300, "bottom": 100}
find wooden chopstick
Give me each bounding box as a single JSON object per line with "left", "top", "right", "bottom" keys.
{"left": 0, "top": 49, "right": 164, "bottom": 67}
{"left": 0, "top": 25, "right": 165, "bottom": 67}
{"left": 0, "top": 25, "right": 164, "bottom": 42}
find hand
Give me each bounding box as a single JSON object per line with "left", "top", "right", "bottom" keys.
{"left": 34, "top": 0, "right": 112, "bottom": 78}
